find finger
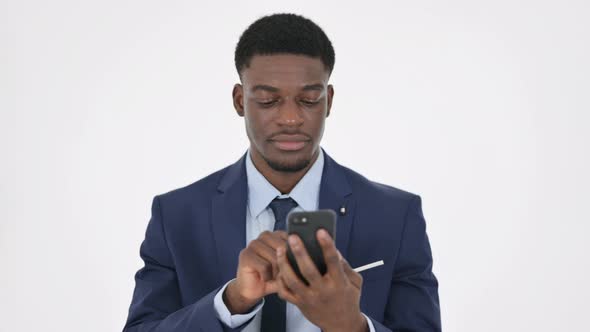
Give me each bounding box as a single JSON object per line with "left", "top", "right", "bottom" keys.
{"left": 341, "top": 258, "right": 363, "bottom": 290}
{"left": 256, "top": 232, "right": 286, "bottom": 278}
{"left": 242, "top": 250, "right": 273, "bottom": 281}
{"left": 258, "top": 230, "right": 288, "bottom": 250}
{"left": 248, "top": 240, "right": 280, "bottom": 279}
{"left": 316, "top": 229, "right": 345, "bottom": 283}
{"left": 249, "top": 240, "right": 278, "bottom": 266}
{"left": 275, "top": 230, "right": 288, "bottom": 241}
{"left": 288, "top": 234, "right": 322, "bottom": 285}
{"left": 276, "top": 245, "right": 308, "bottom": 295}
{"left": 264, "top": 279, "right": 278, "bottom": 295}
{"left": 255, "top": 251, "right": 279, "bottom": 281}
{"left": 275, "top": 272, "right": 299, "bottom": 304}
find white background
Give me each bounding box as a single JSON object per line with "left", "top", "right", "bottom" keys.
{"left": 1, "top": 0, "right": 589, "bottom": 331}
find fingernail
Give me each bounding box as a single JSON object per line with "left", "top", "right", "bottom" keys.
{"left": 288, "top": 235, "right": 298, "bottom": 248}
{"left": 276, "top": 247, "right": 284, "bottom": 257}
{"left": 318, "top": 229, "right": 329, "bottom": 239}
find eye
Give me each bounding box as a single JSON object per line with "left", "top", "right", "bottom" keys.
{"left": 257, "top": 100, "right": 278, "bottom": 107}
{"left": 301, "top": 100, "right": 319, "bottom": 106}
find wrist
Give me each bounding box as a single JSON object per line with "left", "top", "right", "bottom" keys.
{"left": 354, "top": 312, "right": 369, "bottom": 332}
{"left": 324, "top": 312, "right": 368, "bottom": 332}
{"left": 223, "top": 279, "right": 260, "bottom": 314}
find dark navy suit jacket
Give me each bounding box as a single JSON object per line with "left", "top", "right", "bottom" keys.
{"left": 123, "top": 150, "right": 441, "bottom": 331}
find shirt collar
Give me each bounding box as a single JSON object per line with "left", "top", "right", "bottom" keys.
{"left": 245, "top": 148, "right": 324, "bottom": 219}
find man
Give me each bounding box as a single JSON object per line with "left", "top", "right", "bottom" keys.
{"left": 124, "top": 13, "right": 441, "bottom": 332}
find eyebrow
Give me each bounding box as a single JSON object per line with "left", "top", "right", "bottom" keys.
{"left": 251, "top": 83, "right": 325, "bottom": 93}
{"left": 302, "top": 83, "right": 325, "bottom": 91}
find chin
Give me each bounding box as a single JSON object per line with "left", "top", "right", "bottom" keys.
{"left": 264, "top": 152, "right": 312, "bottom": 173}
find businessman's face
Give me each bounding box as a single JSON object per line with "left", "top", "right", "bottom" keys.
{"left": 233, "top": 54, "right": 333, "bottom": 172}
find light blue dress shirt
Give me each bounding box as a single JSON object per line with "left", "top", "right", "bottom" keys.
{"left": 213, "top": 148, "right": 375, "bottom": 332}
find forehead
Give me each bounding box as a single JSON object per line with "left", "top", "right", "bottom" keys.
{"left": 241, "top": 54, "right": 329, "bottom": 91}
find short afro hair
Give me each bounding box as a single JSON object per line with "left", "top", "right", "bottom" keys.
{"left": 234, "top": 13, "right": 335, "bottom": 78}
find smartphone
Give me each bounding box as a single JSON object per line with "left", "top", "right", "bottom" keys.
{"left": 286, "top": 209, "right": 337, "bottom": 284}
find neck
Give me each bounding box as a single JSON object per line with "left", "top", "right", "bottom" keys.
{"left": 250, "top": 148, "right": 319, "bottom": 195}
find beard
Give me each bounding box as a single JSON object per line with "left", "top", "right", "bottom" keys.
{"left": 262, "top": 153, "right": 312, "bottom": 173}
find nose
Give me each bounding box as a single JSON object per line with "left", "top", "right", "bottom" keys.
{"left": 276, "top": 99, "right": 304, "bottom": 126}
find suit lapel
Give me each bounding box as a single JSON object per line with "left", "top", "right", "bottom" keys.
{"left": 210, "top": 150, "right": 355, "bottom": 283}
{"left": 319, "top": 150, "right": 355, "bottom": 257}
{"left": 210, "top": 153, "right": 248, "bottom": 283}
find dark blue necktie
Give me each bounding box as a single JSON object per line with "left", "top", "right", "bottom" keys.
{"left": 260, "top": 197, "right": 297, "bottom": 332}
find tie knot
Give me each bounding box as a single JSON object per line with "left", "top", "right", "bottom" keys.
{"left": 268, "top": 197, "right": 298, "bottom": 231}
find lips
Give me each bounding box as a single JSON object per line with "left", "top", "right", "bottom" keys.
{"left": 272, "top": 141, "right": 307, "bottom": 151}
{"left": 269, "top": 134, "right": 309, "bottom": 151}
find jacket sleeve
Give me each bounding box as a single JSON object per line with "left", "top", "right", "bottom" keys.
{"left": 370, "top": 195, "right": 442, "bottom": 332}
{"left": 123, "top": 196, "right": 249, "bottom": 332}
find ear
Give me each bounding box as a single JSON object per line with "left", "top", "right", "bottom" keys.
{"left": 326, "top": 84, "right": 334, "bottom": 118}
{"left": 232, "top": 83, "right": 244, "bottom": 117}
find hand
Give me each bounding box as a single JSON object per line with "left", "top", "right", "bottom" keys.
{"left": 224, "top": 230, "right": 287, "bottom": 314}
{"left": 276, "top": 229, "right": 368, "bottom": 332}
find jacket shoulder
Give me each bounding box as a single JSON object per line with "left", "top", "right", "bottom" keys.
{"left": 155, "top": 164, "right": 230, "bottom": 208}
{"left": 339, "top": 163, "right": 419, "bottom": 204}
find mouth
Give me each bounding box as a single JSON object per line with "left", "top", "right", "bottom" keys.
{"left": 271, "top": 140, "right": 307, "bottom": 151}
{"left": 269, "top": 134, "right": 310, "bottom": 152}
